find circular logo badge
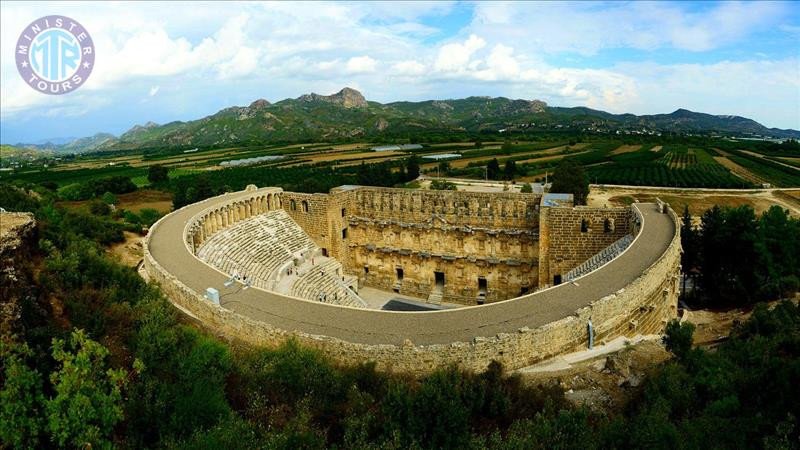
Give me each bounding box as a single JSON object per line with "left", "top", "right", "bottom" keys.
{"left": 15, "top": 15, "right": 95, "bottom": 95}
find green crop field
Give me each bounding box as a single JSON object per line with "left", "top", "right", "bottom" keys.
{"left": 582, "top": 144, "right": 752, "bottom": 188}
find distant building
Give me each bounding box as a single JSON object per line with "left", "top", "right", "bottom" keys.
{"left": 371, "top": 144, "right": 423, "bottom": 152}
{"left": 421, "top": 153, "right": 461, "bottom": 161}
{"left": 219, "top": 155, "right": 285, "bottom": 167}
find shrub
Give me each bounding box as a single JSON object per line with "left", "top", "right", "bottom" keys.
{"left": 662, "top": 320, "right": 695, "bottom": 360}
{"left": 89, "top": 199, "right": 111, "bottom": 216}
{"left": 101, "top": 191, "right": 117, "bottom": 205}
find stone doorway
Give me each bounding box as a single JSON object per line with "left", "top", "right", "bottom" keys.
{"left": 434, "top": 271, "right": 445, "bottom": 291}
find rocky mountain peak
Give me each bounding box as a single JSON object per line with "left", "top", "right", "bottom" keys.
{"left": 528, "top": 99, "right": 547, "bottom": 113}
{"left": 298, "top": 87, "right": 367, "bottom": 108}
{"left": 249, "top": 99, "right": 271, "bottom": 109}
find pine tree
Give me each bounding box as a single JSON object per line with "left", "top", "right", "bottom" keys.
{"left": 487, "top": 158, "right": 501, "bottom": 180}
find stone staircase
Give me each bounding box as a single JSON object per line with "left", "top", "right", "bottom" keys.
{"left": 427, "top": 290, "right": 443, "bottom": 304}
{"left": 564, "top": 234, "right": 634, "bottom": 282}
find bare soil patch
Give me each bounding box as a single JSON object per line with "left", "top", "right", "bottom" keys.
{"left": 116, "top": 190, "right": 173, "bottom": 213}
{"left": 713, "top": 153, "right": 768, "bottom": 185}
{"left": 108, "top": 231, "right": 144, "bottom": 267}
{"left": 307, "top": 150, "right": 402, "bottom": 163}
{"left": 685, "top": 308, "right": 750, "bottom": 346}
{"left": 519, "top": 340, "right": 671, "bottom": 413}
{"left": 589, "top": 186, "right": 800, "bottom": 218}
{"left": 0, "top": 214, "right": 32, "bottom": 236}
{"left": 650, "top": 145, "right": 663, "bottom": 152}
{"left": 781, "top": 189, "right": 800, "bottom": 201}
{"left": 611, "top": 144, "right": 642, "bottom": 155}
{"left": 422, "top": 144, "right": 588, "bottom": 170}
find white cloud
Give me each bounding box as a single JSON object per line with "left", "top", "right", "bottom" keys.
{"left": 1, "top": 1, "right": 798, "bottom": 135}
{"left": 434, "top": 34, "right": 486, "bottom": 72}
{"left": 391, "top": 60, "right": 426, "bottom": 76}
{"left": 473, "top": 44, "right": 520, "bottom": 80}
{"left": 346, "top": 56, "right": 378, "bottom": 74}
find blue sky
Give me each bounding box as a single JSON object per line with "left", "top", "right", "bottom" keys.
{"left": 1, "top": 1, "right": 799, "bottom": 144}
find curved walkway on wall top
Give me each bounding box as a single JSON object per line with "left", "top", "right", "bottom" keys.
{"left": 145, "top": 188, "right": 677, "bottom": 349}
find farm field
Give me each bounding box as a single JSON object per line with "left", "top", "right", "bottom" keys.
{"left": 712, "top": 149, "right": 769, "bottom": 185}
{"left": 588, "top": 186, "right": 800, "bottom": 218}
{"left": 4, "top": 139, "right": 799, "bottom": 193}
{"left": 57, "top": 189, "right": 174, "bottom": 214}
{"left": 585, "top": 145, "right": 752, "bottom": 188}
{"left": 421, "top": 142, "right": 587, "bottom": 170}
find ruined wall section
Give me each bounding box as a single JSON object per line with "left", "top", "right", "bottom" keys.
{"left": 539, "top": 206, "right": 635, "bottom": 287}
{"left": 347, "top": 219, "right": 538, "bottom": 303}
{"left": 349, "top": 188, "right": 540, "bottom": 228}
{"left": 279, "top": 190, "right": 358, "bottom": 264}
{"left": 338, "top": 187, "right": 542, "bottom": 304}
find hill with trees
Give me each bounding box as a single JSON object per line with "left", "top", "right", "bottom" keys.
{"left": 11, "top": 89, "right": 799, "bottom": 154}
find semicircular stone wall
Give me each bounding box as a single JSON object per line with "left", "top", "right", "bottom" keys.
{"left": 144, "top": 185, "right": 681, "bottom": 374}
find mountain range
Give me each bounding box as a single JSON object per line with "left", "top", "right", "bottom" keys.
{"left": 11, "top": 87, "right": 799, "bottom": 153}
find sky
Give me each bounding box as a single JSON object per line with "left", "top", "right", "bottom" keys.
{"left": 1, "top": 1, "right": 799, "bottom": 144}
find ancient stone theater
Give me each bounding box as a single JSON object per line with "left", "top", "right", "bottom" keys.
{"left": 143, "top": 185, "right": 681, "bottom": 373}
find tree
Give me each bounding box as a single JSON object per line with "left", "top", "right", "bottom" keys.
{"left": 680, "top": 205, "right": 698, "bottom": 294}
{"left": 437, "top": 161, "right": 451, "bottom": 177}
{"left": 550, "top": 159, "right": 589, "bottom": 205}
{"left": 46, "top": 330, "right": 129, "bottom": 449}
{"left": 487, "top": 158, "right": 501, "bottom": 180}
{"left": 148, "top": 164, "right": 169, "bottom": 184}
{"left": 89, "top": 199, "right": 111, "bottom": 216}
{"left": 406, "top": 156, "right": 420, "bottom": 181}
{"left": 520, "top": 183, "right": 533, "bottom": 193}
{"left": 662, "top": 320, "right": 695, "bottom": 360}
{"left": 0, "top": 341, "right": 46, "bottom": 449}
{"left": 101, "top": 191, "right": 117, "bottom": 205}
{"left": 504, "top": 160, "right": 517, "bottom": 180}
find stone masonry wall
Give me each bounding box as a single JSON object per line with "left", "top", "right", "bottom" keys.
{"left": 347, "top": 219, "right": 539, "bottom": 303}
{"left": 143, "top": 189, "right": 681, "bottom": 375}
{"left": 539, "top": 206, "right": 634, "bottom": 287}
{"left": 349, "top": 188, "right": 541, "bottom": 228}
{"left": 328, "top": 187, "right": 542, "bottom": 303}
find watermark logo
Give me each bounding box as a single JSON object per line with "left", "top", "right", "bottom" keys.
{"left": 15, "top": 15, "right": 95, "bottom": 95}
